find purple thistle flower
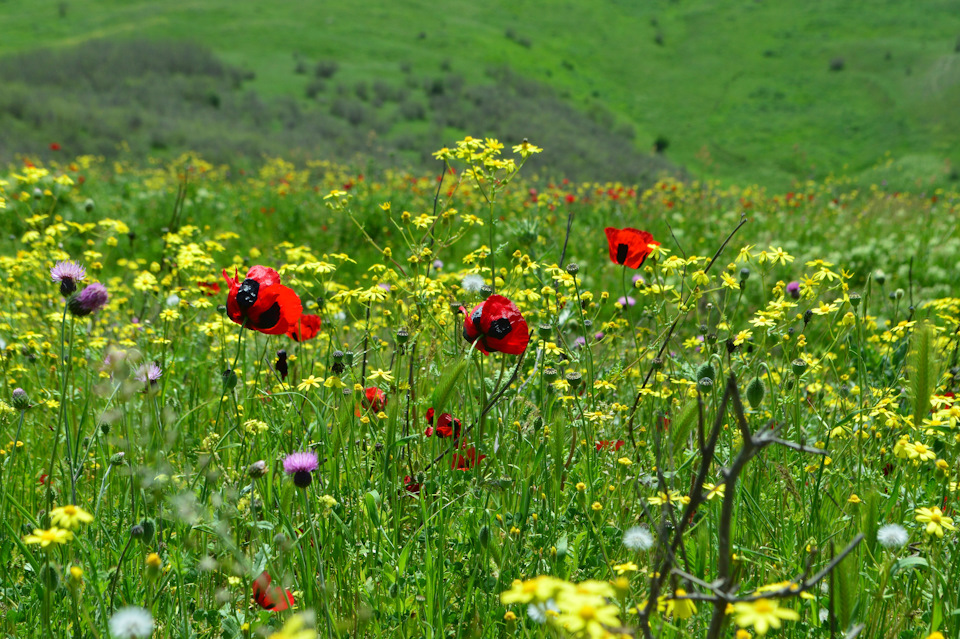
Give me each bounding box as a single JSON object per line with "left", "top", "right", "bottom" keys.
{"left": 283, "top": 451, "right": 319, "bottom": 488}
{"left": 594, "top": 332, "right": 605, "bottom": 341}
{"left": 134, "top": 362, "right": 163, "bottom": 385}
{"left": 12, "top": 388, "right": 30, "bottom": 411}
{"left": 573, "top": 336, "right": 586, "bottom": 349}
{"left": 617, "top": 295, "right": 636, "bottom": 307}
{"left": 433, "top": 259, "right": 444, "bottom": 270}
{"left": 378, "top": 282, "right": 391, "bottom": 292}
{"left": 68, "top": 283, "right": 109, "bottom": 317}
{"left": 50, "top": 261, "right": 86, "bottom": 296}
{"left": 632, "top": 274, "right": 645, "bottom": 286}
{"left": 786, "top": 281, "right": 801, "bottom": 299}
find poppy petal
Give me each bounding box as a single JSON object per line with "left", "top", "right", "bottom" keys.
{"left": 605, "top": 227, "right": 659, "bottom": 269}
{"left": 287, "top": 313, "right": 322, "bottom": 341}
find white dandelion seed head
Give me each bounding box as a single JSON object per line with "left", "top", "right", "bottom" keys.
{"left": 165, "top": 293, "right": 180, "bottom": 306}
{"left": 623, "top": 525, "right": 655, "bottom": 551}
{"left": 461, "top": 274, "right": 485, "bottom": 293}
{"left": 877, "top": 523, "right": 909, "bottom": 549}
{"left": 109, "top": 606, "right": 155, "bottom": 639}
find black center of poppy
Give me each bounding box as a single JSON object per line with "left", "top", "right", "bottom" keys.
{"left": 616, "top": 243, "right": 629, "bottom": 264}
{"left": 255, "top": 302, "right": 281, "bottom": 329}
{"left": 237, "top": 278, "right": 260, "bottom": 310}
{"left": 293, "top": 470, "right": 313, "bottom": 488}
{"left": 488, "top": 318, "right": 512, "bottom": 339}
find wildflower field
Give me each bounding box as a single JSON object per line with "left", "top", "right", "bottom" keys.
{"left": 1, "top": 139, "right": 959, "bottom": 639}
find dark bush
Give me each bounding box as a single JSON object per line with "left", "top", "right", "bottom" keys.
{"left": 315, "top": 60, "right": 339, "bottom": 79}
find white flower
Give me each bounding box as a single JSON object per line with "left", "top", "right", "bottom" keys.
{"left": 461, "top": 274, "right": 485, "bottom": 293}
{"left": 109, "top": 606, "right": 155, "bottom": 638}
{"left": 623, "top": 525, "right": 655, "bottom": 551}
{"left": 165, "top": 294, "right": 180, "bottom": 306}
{"left": 527, "top": 598, "right": 558, "bottom": 624}
{"left": 877, "top": 523, "right": 909, "bottom": 549}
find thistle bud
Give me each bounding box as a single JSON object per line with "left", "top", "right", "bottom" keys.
{"left": 697, "top": 377, "right": 714, "bottom": 392}
{"left": 396, "top": 327, "right": 409, "bottom": 345}
{"left": 544, "top": 368, "right": 559, "bottom": 383}
{"left": 84, "top": 198, "right": 95, "bottom": 213}
{"left": 217, "top": 304, "right": 227, "bottom": 316}
{"left": 130, "top": 524, "right": 145, "bottom": 539}
{"left": 894, "top": 288, "right": 904, "bottom": 300}
{"left": 566, "top": 263, "right": 579, "bottom": 275}
{"left": 565, "top": 372, "right": 582, "bottom": 389}
{"left": 344, "top": 351, "right": 355, "bottom": 366}
{"left": 109, "top": 452, "right": 126, "bottom": 466}
{"left": 538, "top": 324, "right": 552, "bottom": 340}
{"left": 651, "top": 358, "right": 663, "bottom": 371}
{"left": 11, "top": 388, "right": 29, "bottom": 411}
{"left": 247, "top": 460, "right": 267, "bottom": 479}
{"left": 803, "top": 309, "right": 813, "bottom": 324}
{"left": 739, "top": 267, "right": 750, "bottom": 282}
{"left": 849, "top": 292, "right": 861, "bottom": 308}
{"left": 874, "top": 270, "right": 886, "bottom": 285}
{"left": 480, "top": 284, "right": 494, "bottom": 299}
{"left": 332, "top": 350, "right": 344, "bottom": 363}
{"left": 222, "top": 368, "right": 238, "bottom": 390}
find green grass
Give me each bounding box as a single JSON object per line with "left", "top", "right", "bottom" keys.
{"left": 2, "top": 0, "right": 960, "bottom": 187}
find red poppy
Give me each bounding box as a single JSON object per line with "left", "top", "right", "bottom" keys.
{"left": 251, "top": 571, "right": 294, "bottom": 611}
{"left": 222, "top": 266, "right": 302, "bottom": 335}
{"left": 604, "top": 227, "right": 659, "bottom": 269}
{"left": 451, "top": 445, "right": 485, "bottom": 471}
{"left": 403, "top": 475, "right": 422, "bottom": 494}
{"left": 287, "top": 313, "right": 322, "bottom": 341}
{"left": 425, "top": 408, "right": 461, "bottom": 439}
{"left": 197, "top": 281, "right": 221, "bottom": 296}
{"left": 595, "top": 439, "right": 625, "bottom": 452}
{"left": 460, "top": 294, "right": 529, "bottom": 355}
{"left": 50, "top": 143, "right": 61, "bottom": 151}
{"left": 356, "top": 387, "right": 387, "bottom": 416}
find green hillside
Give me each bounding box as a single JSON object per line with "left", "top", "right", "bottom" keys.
{"left": 3, "top": 0, "right": 960, "bottom": 187}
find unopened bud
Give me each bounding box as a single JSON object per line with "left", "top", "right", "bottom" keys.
{"left": 247, "top": 460, "right": 267, "bottom": 479}
{"left": 11, "top": 388, "right": 29, "bottom": 411}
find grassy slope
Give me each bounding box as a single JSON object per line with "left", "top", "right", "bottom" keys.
{"left": 2, "top": 0, "right": 960, "bottom": 187}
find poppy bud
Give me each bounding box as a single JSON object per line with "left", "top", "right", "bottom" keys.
{"left": 792, "top": 359, "right": 808, "bottom": 376}
{"left": 566, "top": 263, "right": 579, "bottom": 275}
{"left": 396, "top": 327, "right": 409, "bottom": 345}
{"left": 849, "top": 292, "right": 861, "bottom": 308}
{"left": 538, "top": 324, "right": 552, "bottom": 340}
{"left": 40, "top": 565, "right": 59, "bottom": 590}
{"left": 11, "top": 388, "right": 29, "bottom": 411}
{"left": 565, "top": 372, "right": 582, "bottom": 389}
{"left": 248, "top": 460, "right": 267, "bottom": 479}
{"left": 344, "top": 351, "right": 355, "bottom": 366}
{"left": 139, "top": 519, "right": 156, "bottom": 543}
{"left": 480, "top": 284, "right": 494, "bottom": 299}
{"left": 84, "top": 198, "right": 95, "bottom": 212}
{"left": 544, "top": 368, "right": 559, "bottom": 382}
{"left": 478, "top": 525, "right": 491, "bottom": 548}
{"left": 695, "top": 362, "right": 715, "bottom": 382}
{"left": 222, "top": 368, "right": 238, "bottom": 390}
{"left": 746, "top": 377, "right": 765, "bottom": 409}
{"left": 697, "top": 377, "right": 713, "bottom": 392}
{"left": 275, "top": 350, "right": 288, "bottom": 380}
